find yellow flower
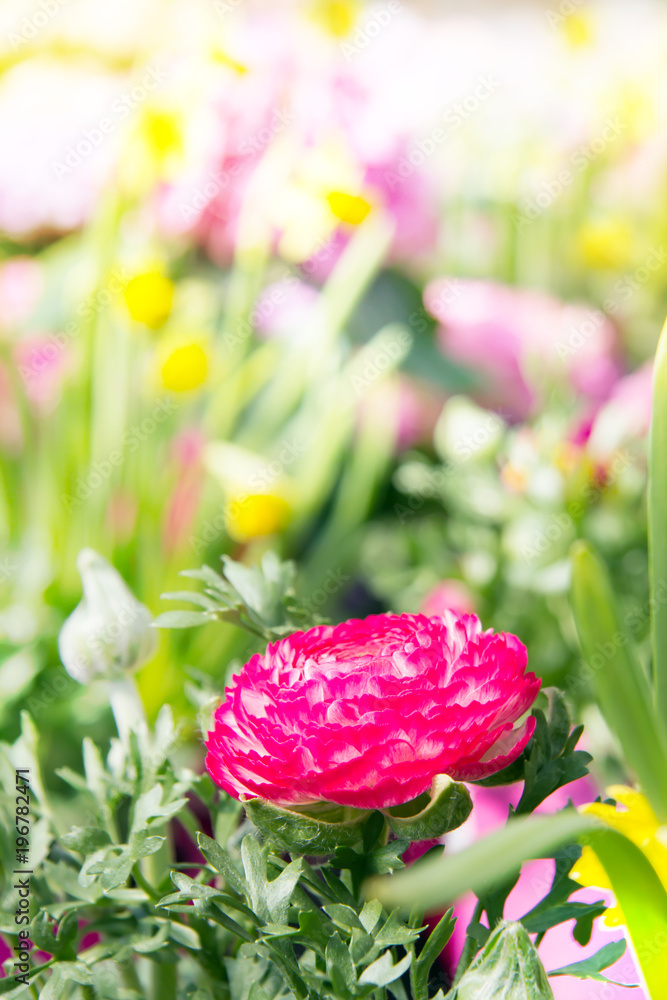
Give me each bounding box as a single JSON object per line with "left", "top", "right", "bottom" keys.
{"left": 211, "top": 48, "right": 249, "bottom": 75}
{"left": 309, "top": 0, "right": 359, "bottom": 37}
{"left": 125, "top": 272, "right": 174, "bottom": 329}
{"left": 572, "top": 786, "right": 667, "bottom": 926}
{"left": 161, "top": 342, "right": 209, "bottom": 392}
{"left": 326, "top": 190, "right": 372, "bottom": 226}
{"left": 562, "top": 13, "right": 594, "bottom": 48}
{"left": 141, "top": 109, "right": 183, "bottom": 162}
{"left": 577, "top": 219, "right": 634, "bottom": 271}
{"left": 225, "top": 494, "right": 291, "bottom": 541}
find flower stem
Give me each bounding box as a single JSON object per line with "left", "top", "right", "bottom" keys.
{"left": 150, "top": 962, "right": 178, "bottom": 1000}
{"left": 452, "top": 899, "right": 484, "bottom": 986}
{"left": 108, "top": 675, "right": 147, "bottom": 746}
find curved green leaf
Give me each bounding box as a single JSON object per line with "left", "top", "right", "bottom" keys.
{"left": 650, "top": 320, "right": 667, "bottom": 730}
{"left": 582, "top": 825, "right": 667, "bottom": 997}
{"left": 364, "top": 810, "right": 596, "bottom": 913}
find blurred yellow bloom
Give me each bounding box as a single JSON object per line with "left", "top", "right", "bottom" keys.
{"left": 615, "top": 84, "right": 655, "bottom": 143}
{"left": 552, "top": 441, "right": 581, "bottom": 476}
{"left": 211, "top": 48, "right": 249, "bottom": 75}
{"left": 501, "top": 463, "right": 528, "bottom": 494}
{"left": 225, "top": 494, "right": 291, "bottom": 541}
{"left": 562, "top": 13, "right": 594, "bottom": 48}
{"left": 309, "top": 0, "right": 359, "bottom": 37}
{"left": 326, "top": 190, "right": 372, "bottom": 226}
{"left": 572, "top": 786, "right": 667, "bottom": 926}
{"left": 140, "top": 108, "right": 183, "bottom": 162}
{"left": 577, "top": 219, "right": 634, "bottom": 270}
{"left": 125, "top": 272, "right": 174, "bottom": 329}
{"left": 161, "top": 342, "right": 209, "bottom": 392}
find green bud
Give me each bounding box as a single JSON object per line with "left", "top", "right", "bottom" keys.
{"left": 58, "top": 548, "right": 157, "bottom": 684}
{"left": 450, "top": 922, "right": 555, "bottom": 1000}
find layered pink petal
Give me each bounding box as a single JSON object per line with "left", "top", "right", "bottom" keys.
{"left": 205, "top": 612, "right": 540, "bottom": 810}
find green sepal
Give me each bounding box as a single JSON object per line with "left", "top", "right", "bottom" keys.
{"left": 241, "top": 796, "right": 371, "bottom": 855}
{"left": 381, "top": 775, "right": 472, "bottom": 841}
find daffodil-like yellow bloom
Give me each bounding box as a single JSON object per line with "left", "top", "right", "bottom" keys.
{"left": 125, "top": 272, "right": 174, "bottom": 329}
{"left": 225, "top": 494, "right": 291, "bottom": 542}
{"left": 562, "top": 12, "right": 594, "bottom": 48}
{"left": 572, "top": 786, "right": 667, "bottom": 926}
{"left": 161, "top": 342, "right": 209, "bottom": 392}
{"left": 140, "top": 108, "right": 183, "bottom": 163}
{"left": 326, "top": 190, "right": 372, "bottom": 226}
{"left": 309, "top": 0, "right": 359, "bottom": 38}
{"left": 577, "top": 218, "right": 634, "bottom": 271}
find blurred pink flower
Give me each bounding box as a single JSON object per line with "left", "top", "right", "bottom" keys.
{"left": 420, "top": 580, "right": 476, "bottom": 618}
{"left": 0, "top": 257, "right": 43, "bottom": 330}
{"left": 254, "top": 278, "right": 320, "bottom": 339}
{"left": 158, "top": 14, "right": 436, "bottom": 272}
{"left": 14, "top": 335, "right": 69, "bottom": 413}
{"left": 587, "top": 360, "right": 653, "bottom": 462}
{"left": 424, "top": 279, "right": 622, "bottom": 420}
{"left": 443, "top": 779, "right": 643, "bottom": 998}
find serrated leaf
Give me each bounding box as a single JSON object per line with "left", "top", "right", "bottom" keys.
{"left": 411, "top": 909, "right": 456, "bottom": 1000}
{"left": 359, "top": 950, "right": 412, "bottom": 987}
{"left": 197, "top": 832, "right": 246, "bottom": 894}
{"left": 359, "top": 899, "right": 383, "bottom": 934}
{"left": 60, "top": 826, "right": 111, "bottom": 855}
{"left": 326, "top": 932, "right": 357, "bottom": 995}
{"left": 549, "top": 939, "right": 629, "bottom": 983}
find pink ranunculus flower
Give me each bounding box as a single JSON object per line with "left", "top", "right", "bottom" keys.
{"left": 205, "top": 611, "right": 540, "bottom": 810}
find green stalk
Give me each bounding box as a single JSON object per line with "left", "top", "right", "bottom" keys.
{"left": 649, "top": 320, "right": 667, "bottom": 729}
{"left": 571, "top": 541, "right": 667, "bottom": 822}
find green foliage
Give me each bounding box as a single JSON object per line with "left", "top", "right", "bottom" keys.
{"left": 154, "top": 553, "right": 324, "bottom": 641}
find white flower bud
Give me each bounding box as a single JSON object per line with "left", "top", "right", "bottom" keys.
{"left": 58, "top": 549, "right": 157, "bottom": 684}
